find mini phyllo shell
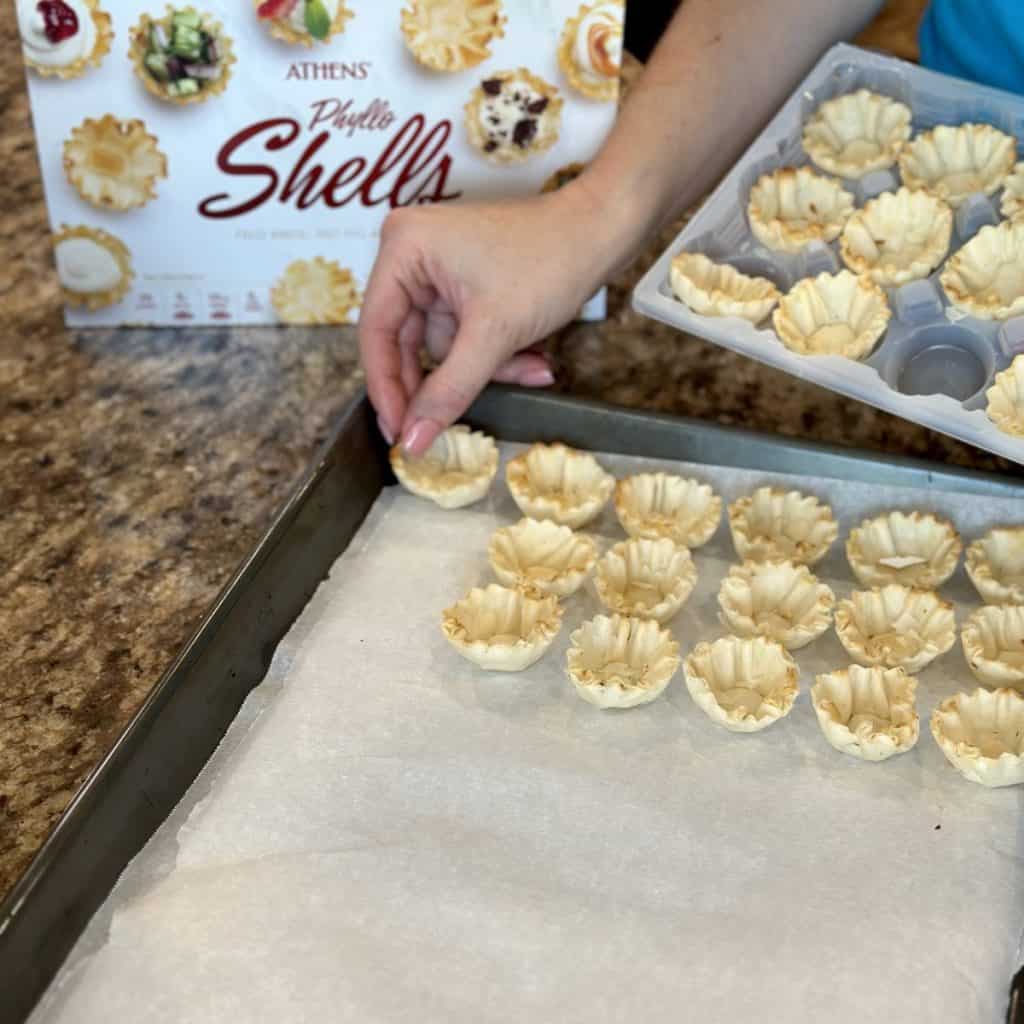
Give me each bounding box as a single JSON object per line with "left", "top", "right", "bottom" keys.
{"left": 505, "top": 442, "right": 614, "bottom": 528}
{"left": 684, "top": 635, "right": 799, "bottom": 733}
{"left": 834, "top": 584, "right": 956, "bottom": 673}
{"left": 747, "top": 166, "right": 854, "bottom": 254}
{"left": 1001, "top": 162, "right": 1024, "bottom": 223}
{"left": 441, "top": 583, "right": 562, "bottom": 671}
{"left": 566, "top": 613, "right": 680, "bottom": 709}
{"left": 898, "top": 123, "right": 1016, "bottom": 207}
{"left": 728, "top": 486, "right": 838, "bottom": 566}
{"left": 846, "top": 510, "right": 961, "bottom": 589}
{"left": 594, "top": 537, "right": 697, "bottom": 624}
{"left": 940, "top": 221, "right": 1024, "bottom": 321}
{"left": 802, "top": 89, "right": 912, "bottom": 178}
{"left": 987, "top": 355, "right": 1024, "bottom": 437}
{"left": 255, "top": 0, "right": 354, "bottom": 47}
{"left": 488, "top": 517, "right": 598, "bottom": 598}
{"left": 52, "top": 224, "right": 133, "bottom": 310}
{"left": 961, "top": 604, "right": 1024, "bottom": 690}
{"left": 812, "top": 665, "right": 919, "bottom": 761}
{"left": 966, "top": 527, "right": 1024, "bottom": 605}
{"left": 839, "top": 187, "right": 952, "bottom": 287}
{"left": 773, "top": 270, "right": 891, "bottom": 360}
{"left": 931, "top": 688, "right": 1024, "bottom": 787}
{"left": 400, "top": 0, "right": 504, "bottom": 71}
{"left": 390, "top": 425, "right": 498, "bottom": 509}
{"left": 614, "top": 472, "right": 721, "bottom": 549}
{"left": 668, "top": 251, "right": 780, "bottom": 324}
{"left": 717, "top": 559, "right": 834, "bottom": 650}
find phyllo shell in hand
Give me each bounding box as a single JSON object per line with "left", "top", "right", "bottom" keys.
{"left": 812, "top": 665, "right": 919, "bottom": 761}
{"left": 566, "top": 613, "right": 680, "bottom": 709}
{"left": 505, "top": 442, "right": 614, "bottom": 528}
{"left": 839, "top": 188, "right": 952, "bottom": 287}
{"left": 801, "top": 89, "right": 912, "bottom": 178}
{"left": 931, "top": 687, "right": 1024, "bottom": 787}
{"left": 668, "top": 251, "right": 780, "bottom": 324}
{"left": 717, "top": 559, "right": 834, "bottom": 650}
{"left": 390, "top": 425, "right": 498, "bottom": 508}
{"left": 940, "top": 221, "right": 1024, "bottom": 321}
{"left": 684, "top": 635, "right": 799, "bottom": 733}
{"left": 747, "top": 166, "right": 854, "bottom": 254}
{"left": 594, "top": 537, "right": 697, "bottom": 624}
{"left": 966, "top": 527, "right": 1024, "bottom": 605}
{"left": 773, "top": 270, "right": 891, "bottom": 360}
{"left": 834, "top": 584, "right": 955, "bottom": 673}
{"left": 614, "top": 471, "right": 721, "bottom": 549}
{"left": 488, "top": 517, "right": 598, "bottom": 597}
{"left": 441, "top": 583, "right": 562, "bottom": 671}
{"left": 846, "top": 510, "right": 961, "bottom": 589}
{"left": 897, "top": 122, "right": 1016, "bottom": 207}
{"left": 961, "top": 604, "right": 1024, "bottom": 690}
{"left": 728, "top": 486, "right": 838, "bottom": 566}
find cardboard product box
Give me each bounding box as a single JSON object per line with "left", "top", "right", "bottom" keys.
{"left": 17, "top": 0, "right": 623, "bottom": 326}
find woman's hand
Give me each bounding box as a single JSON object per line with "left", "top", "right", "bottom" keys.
{"left": 358, "top": 181, "right": 617, "bottom": 456}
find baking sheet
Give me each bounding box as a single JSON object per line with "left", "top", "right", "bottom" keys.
{"left": 30, "top": 445, "right": 1024, "bottom": 1023}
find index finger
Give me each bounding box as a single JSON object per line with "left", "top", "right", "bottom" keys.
{"left": 357, "top": 247, "right": 414, "bottom": 440}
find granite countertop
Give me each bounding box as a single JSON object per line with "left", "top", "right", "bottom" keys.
{"left": 2, "top": 1, "right": 1021, "bottom": 904}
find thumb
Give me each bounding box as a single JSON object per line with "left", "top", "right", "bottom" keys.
{"left": 400, "top": 314, "right": 507, "bottom": 457}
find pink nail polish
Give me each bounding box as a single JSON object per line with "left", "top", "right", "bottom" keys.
{"left": 377, "top": 414, "right": 395, "bottom": 445}
{"left": 522, "top": 367, "right": 554, "bottom": 387}
{"left": 402, "top": 418, "right": 441, "bottom": 457}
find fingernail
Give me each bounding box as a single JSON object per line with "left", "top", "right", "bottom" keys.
{"left": 402, "top": 417, "right": 442, "bottom": 457}
{"left": 376, "top": 414, "right": 394, "bottom": 446}
{"left": 521, "top": 367, "right": 554, "bottom": 387}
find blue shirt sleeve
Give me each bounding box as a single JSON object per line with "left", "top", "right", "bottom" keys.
{"left": 919, "top": 0, "right": 1024, "bottom": 94}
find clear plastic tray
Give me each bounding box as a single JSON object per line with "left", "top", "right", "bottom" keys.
{"left": 632, "top": 44, "right": 1024, "bottom": 466}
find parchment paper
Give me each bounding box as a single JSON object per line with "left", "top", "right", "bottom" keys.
{"left": 31, "top": 446, "right": 1024, "bottom": 1024}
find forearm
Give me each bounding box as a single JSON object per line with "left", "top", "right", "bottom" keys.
{"left": 570, "top": 0, "right": 885, "bottom": 272}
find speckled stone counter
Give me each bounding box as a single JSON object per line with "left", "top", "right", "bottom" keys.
{"left": 2, "top": 0, "right": 1021, "bottom": 905}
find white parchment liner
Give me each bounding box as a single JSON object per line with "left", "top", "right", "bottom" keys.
{"left": 31, "top": 445, "right": 1024, "bottom": 1024}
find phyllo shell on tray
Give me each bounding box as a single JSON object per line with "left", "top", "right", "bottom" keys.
{"left": 594, "top": 537, "right": 697, "bottom": 624}
{"left": 931, "top": 688, "right": 1024, "bottom": 787}
{"left": 747, "top": 166, "right": 854, "bottom": 254}
{"left": 716, "top": 559, "right": 834, "bottom": 650}
{"left": 488, "top": 517, "right": 598, "bottom": 597}
{"left": 684, "top": 635, "right": 799, "bottom": 733}
{"left": 566, "top": 613, "right": 680, "bottom": 709}
{"left": 846, "top": 510, "right": 961, "bottom": 589}
{"left": 812, "top": 665, "right": 919, "bottom": 761}
{"left": 1001, "top": 162, "right": 1024, "bottom": 223}
{"left": 839, "top": 187, "right": 952, "bottom": 287}
{"left": 390, "top": 425, "right": 498, "bottom": 509}
{"left": 834, "top": 584, "right": 956, "bottom": 674}
{"left": 898, "top": 122, "right": 1016, "bottom": 207}
{"left": 728, "top": 486, "right": 838, "bottom": 566}
{"left": 940, "top": 221, "right": 1024, "bottom": 321}
{"left": 506, "top": 442, "right": 614, "bottom": 528}
{"left": 668, "top": 251, "right": 780, "bottom": 324}
{"left": 986, "top": 355, "right": 1024, "bottom": 438}
{"left": 801, "top": 89, "right": 912, "bottom": 178}
{"left": 614, "top": 471, "right": 721, "bottom": 549}
{"left": 773, "top": 270, "right": 891, "bottom": 360}
{"left": 441, "top": 583, "right": 562, "bottom": 671}
{"left": 966, "top": 527, "right": 1024, "bottom": 605}
{"left": 961, "top": 604, "right": 1024, "bottom": 690}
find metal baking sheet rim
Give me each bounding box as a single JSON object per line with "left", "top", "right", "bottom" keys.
{"left": 1, "top": 386, "right": 1022, "bottom": 1024}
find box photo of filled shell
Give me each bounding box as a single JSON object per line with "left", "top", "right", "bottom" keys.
{"left": 17, "top": 0, "right": 622, "bottom": 326}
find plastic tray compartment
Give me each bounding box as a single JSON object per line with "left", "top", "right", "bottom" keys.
{"left": 633, "top": 43, "right": 1024, "bottom": 464}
